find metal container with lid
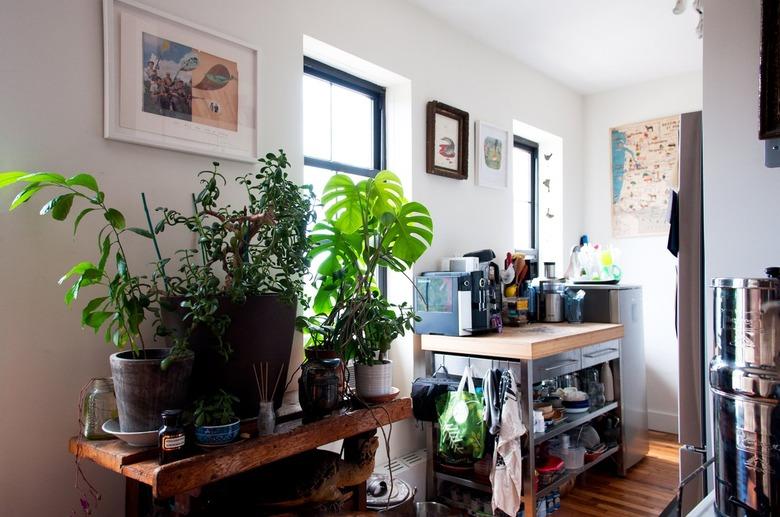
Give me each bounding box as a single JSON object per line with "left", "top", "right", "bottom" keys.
{"left": 366, "top": 474, "right": 414, "bottom": 514}
{"left": 709, "top": 268, "right": 780, "bottom": 516}
{"left": 539, "top": 280, "right": 565, "bottom": 322}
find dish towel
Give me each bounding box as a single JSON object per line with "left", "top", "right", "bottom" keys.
{"left": 490, "top": 370, "right": 526, "bottom": 516}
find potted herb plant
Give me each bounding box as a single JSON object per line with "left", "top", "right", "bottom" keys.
{"left": 192, "top": 389, "right": 240, "bottom": 445}
{"left": 0, "top": 171, "right": 193, "bottom": 432}
{"left": 157, "top": 152, "right": 315, "bottom": 417}
{"left": 297, "top": 171, "right": 433, "bottom": 402}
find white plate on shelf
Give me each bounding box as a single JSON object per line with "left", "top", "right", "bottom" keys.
{"left": 102, "top": 419, "right": 158, "bottom": 447}
{"left": 564, "top": 406, "right": 590, "bottom": 414}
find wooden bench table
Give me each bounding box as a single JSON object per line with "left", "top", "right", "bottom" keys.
{"left": 69, "top": 397, "right": 412, "bottom": 515}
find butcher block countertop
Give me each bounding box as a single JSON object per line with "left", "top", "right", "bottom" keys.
{"left": 419, "top": 322, "right": 624, "bottom": 360}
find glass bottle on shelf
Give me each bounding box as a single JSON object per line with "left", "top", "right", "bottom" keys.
{"left": 585, "top": 368, "right": 600, "bottom": 392}
{"left": 588, "top": 382, "right": 606, "bottom": 409}
{"left": 82, "top": 378, "right": 117, "bottom": 440}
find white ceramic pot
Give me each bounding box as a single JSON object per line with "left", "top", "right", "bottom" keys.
{"left": 354, "top": 359, "right": 393, "bottom": 398}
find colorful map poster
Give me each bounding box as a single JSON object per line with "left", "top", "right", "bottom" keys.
{"left": 610, "top": 115, "right": 680, "bottom": 238}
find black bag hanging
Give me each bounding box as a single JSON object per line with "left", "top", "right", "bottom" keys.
{"left": 410, "top": 366, "right": 461, "bottom": 422}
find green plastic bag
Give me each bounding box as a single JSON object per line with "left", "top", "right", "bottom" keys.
{"left": 436, "top": 366, "right": 486, "bottom": 464}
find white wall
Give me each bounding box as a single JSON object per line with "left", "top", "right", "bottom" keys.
{"left": 702, "top": 0, "right": 779, "bottom": 463}
{"left": 0, "top": 0, "right": 584, "bottom": 514}
{"left": 583, "top": 72, "right": 702, "bottom": 433}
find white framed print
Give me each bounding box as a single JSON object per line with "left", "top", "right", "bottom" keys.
{"left": 475, "top": 121, "right": 509, "bottom": 189}
{"left": 103, "top": 0, "right": 259, "bottom": 162}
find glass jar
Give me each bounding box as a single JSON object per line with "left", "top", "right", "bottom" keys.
{"left": 588, "top": 382, "right": 606, "bottom": 409}
{"left": 82, "top": 378, "right": 117, "bottom": 439}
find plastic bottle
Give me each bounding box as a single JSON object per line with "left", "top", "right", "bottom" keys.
{"left": 601, "top": 362, "right": 615, "bottom": 402}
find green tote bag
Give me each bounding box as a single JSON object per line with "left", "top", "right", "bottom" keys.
{"left": 436, "top": 366, "right": 486, "bottom": 464}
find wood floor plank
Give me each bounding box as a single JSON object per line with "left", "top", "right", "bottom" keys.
{"left": 553, "top": 431, "right": 680, "bottom": 517}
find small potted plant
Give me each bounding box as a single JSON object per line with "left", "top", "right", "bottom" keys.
{"left": 193, "top": 389, "right": 240, "bottom": 446}
{"left": 350, "top": 296, "right": 418, "bottom": 398}
{"left": 297, "top": 171, "right": 434, "bottom": 403}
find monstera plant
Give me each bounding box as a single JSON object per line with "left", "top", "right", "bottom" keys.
{"left": 297, "top": 171, "right": 433, "bottom": 399}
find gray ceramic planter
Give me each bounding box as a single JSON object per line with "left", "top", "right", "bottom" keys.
{"left": 110, "top": 348, "right": 193, "bottom": 432}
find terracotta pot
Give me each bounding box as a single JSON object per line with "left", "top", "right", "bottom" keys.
{"left": 110, "top": 348, "right": 193, "bottom": 432}
{"left": 162, "top": 295, "right": 296, "bottom": 418}
{"left": 354, "top": 359, "right": 393, "bottom": 398}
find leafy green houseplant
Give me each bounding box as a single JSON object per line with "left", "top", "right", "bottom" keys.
{"left": 0, "top": 150, "right": 315, "bottom": 427}
{"left": 0, "top": 170, "right": 194, "bottom": 432}
{"left": 193, "top": 389, "right": 240, "bottom": 445}
{"left": 158, "top": 152, "right": 315, "bottom": 416}
{"left": 297, "top": 171, "right": 433, "bottom": 398}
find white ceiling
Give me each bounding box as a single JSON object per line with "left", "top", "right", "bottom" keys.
{"left": 407, "top": 0, "right": 703, "bottom": 94}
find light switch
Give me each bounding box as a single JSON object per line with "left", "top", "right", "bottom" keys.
{"left": 765, "top": 139, "right": 780, "bottom": 168}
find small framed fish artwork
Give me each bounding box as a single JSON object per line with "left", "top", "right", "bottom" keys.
{"left": 426, "top": 101, "right": 469, "bottom": 180}
{"left": 475, "top": 121, "right": 509, "bottom": 189}
{"left": 104, "top": 0, "right": 259, "bottom": 162}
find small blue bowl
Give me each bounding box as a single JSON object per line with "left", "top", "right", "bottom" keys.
{"left": 194, "top": 419, "right": 240, "bottom": 445}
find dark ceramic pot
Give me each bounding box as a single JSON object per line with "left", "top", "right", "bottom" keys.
{"left": 162, "top": 295, "right": 296, "bottom": 418}
{"left": 110, "top": 348, "right": 193, "bottom": 432}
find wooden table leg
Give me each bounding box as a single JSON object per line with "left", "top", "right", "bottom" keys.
{"left": 125, "top": 478, "right": 140, "bottom": 517}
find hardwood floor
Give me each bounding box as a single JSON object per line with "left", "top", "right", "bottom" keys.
{"left": 554, "top": 431, "right": 680, "bottom": 517}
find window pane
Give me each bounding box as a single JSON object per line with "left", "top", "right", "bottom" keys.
{"left": 331, "top": 84, "right": 374, "bottom": 169}
{"left": 514, "top": 201, "right": 533, "bottom": 250}
{"left": 513, "top": 145, "right": 534, "bottom": 250}
{"left": 513, "top": 146, "right": 532, "bottom": 202}
{"left": 303, "top": 165, "right": 370, "bottom": 291}
{"left": 303, "top": 75, "right": 331, "bottom": 161}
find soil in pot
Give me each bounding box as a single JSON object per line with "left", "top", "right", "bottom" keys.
{"left": 354, "top": 359, "right": 393, "bottom": 399}
{"left": 110, "top": 348, "right": 193, "bottom": 432}
{"left": 162, "top": 295, "right": 296, "bottom": 418}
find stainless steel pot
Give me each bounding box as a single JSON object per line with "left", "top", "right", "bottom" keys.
{"left": 710, "top": 272, "right": 780, "bottom": 516}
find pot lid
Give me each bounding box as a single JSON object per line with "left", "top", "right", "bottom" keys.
{"left": 366, "top": 474, "right": 412, "bottom": 508}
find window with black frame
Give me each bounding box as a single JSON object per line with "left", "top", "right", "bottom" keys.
{"left": 303, "top": 57, "right": 387, "bottom": 291}
{"left": 513, "top": 136, "right": 539, "bottom": 254}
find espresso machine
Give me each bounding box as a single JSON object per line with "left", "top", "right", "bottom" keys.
{"left": 709, "top": 268, "right": 780, "bottom": 516}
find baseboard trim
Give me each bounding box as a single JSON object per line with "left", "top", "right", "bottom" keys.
{"left": 649, "top": 409, "right": 678, "bottom": 434}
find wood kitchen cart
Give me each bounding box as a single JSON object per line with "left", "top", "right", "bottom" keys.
{"left": 420, "top": 322, "right": 625, "bottom": 514}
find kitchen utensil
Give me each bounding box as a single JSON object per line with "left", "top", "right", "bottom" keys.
{"left": 578, "top": 425, "right": 601, "bottom": 450}
{"left": 560, "top": 446, "right": 585, "bottom": 470}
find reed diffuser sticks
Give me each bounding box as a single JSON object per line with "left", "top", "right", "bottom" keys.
{"left": 252, "top": 362, "right": 283, "bottom": 403}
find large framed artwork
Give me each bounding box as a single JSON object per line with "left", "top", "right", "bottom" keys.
{"left": 610, "top": 115, "right": 680, "bottom": 238}
{"left": 475, "top": 121, "right": 509, "bottom": 189}
{"left": 103, "top": 0, "right": 259, "bottom": 162}
{"left": 426, "top": 101, "right": 469, "bottom": 180}
{"left": 760, "top": 0, "right": 780, "bottom": 139}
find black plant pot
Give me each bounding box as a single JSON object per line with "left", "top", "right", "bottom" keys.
{"left": 110, "top": 348, "right": 194, "bottom": 432}
{"left": 163, "top": 295, "right": 296, "bottom": 418}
